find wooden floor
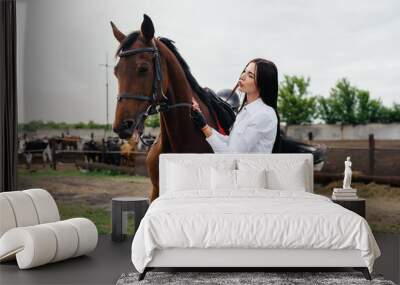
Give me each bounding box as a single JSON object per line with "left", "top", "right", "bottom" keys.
{"left": 0, "top": 234, "right": 398, "bottom": 285}
{"left": 0, "top": 235, "right": 133, "bottom": 285}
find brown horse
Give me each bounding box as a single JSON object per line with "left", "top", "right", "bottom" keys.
{"left": 111, "top": 15, "right": 223, "bottom": 202}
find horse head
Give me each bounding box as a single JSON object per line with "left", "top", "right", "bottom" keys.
{"left": 111, "top": 14, "right": 169, "bottom": 140}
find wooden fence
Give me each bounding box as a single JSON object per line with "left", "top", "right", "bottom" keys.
{"left": 315, "top": 135, "right": 400, "bottom": 177}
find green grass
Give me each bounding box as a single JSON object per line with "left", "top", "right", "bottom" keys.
{"left": 58, "top": 202, "right": 111, "bottom": 234}
{"left": 58, "top": 202, "right": 137, "bottom": 235}
{"left": 18, "top": 167, "right": 149, "bottom": 182}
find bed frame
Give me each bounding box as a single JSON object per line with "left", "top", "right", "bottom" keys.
{"left": 141, "top": 248, "right": 371, "bottom": 280}
{"left": 138, "top": 154, "right": 371, "bottom": 281}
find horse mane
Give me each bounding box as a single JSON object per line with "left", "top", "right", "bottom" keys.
{"left": 115, "top": 31, "right": 211, "bottom": 105}
{"left": 157, "top": 37, "right": 205, "bottom": 97}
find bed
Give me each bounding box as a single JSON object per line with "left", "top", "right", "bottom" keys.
{"left": 131, "top": 153, "right": 381, "bottom": 281}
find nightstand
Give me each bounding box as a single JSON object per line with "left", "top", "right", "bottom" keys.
{"left": 332, "top": 198, "right": 366, "bottom": 218}
{"left": 111, "top": 197, "right": 149, "bottom": 242}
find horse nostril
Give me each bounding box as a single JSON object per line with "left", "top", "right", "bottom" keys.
{"left": 121, "top": 119, "right": 135, "bottom": 130}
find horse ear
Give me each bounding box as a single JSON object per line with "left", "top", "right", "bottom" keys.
{"left": 140, "top": 14, "right": 155, "bottom": 42}
{"left": 110, "top": 21, "right": 126, "bottom": 43}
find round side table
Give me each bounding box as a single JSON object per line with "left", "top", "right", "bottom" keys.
{"left": 111, "top": 197, "right": 149, "bottom": 242}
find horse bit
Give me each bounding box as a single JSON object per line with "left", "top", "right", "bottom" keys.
{"left": 116, "top": 37, "right": 193, "bottom": 146}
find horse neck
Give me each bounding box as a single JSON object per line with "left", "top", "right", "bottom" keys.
{"left": 157, "top": 41, "right": 204, "bottom": 152}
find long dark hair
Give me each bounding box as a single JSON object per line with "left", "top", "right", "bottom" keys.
{"left": 230, "top": 58, "right": 281, "bottom": 153}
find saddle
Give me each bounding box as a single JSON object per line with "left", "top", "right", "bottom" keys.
{"left": 197, "top": 87, "right": 236, "bottom": 135}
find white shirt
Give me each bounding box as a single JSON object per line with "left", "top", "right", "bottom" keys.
{"left": 205, "top": 97, "right": 277, "bottom": 153}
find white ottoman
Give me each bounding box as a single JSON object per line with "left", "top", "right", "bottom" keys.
{"left": 0, "top": 189, "right": 98, "bottom": 269}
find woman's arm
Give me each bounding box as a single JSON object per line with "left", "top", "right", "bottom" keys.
{"left": 201, "top": 125, "right": 229, "bottom": 142}
{"left": 204, "top": 112, "right": 277, "bottom": 153}
{"left": 201, "top": 125, "right": 231, "bottom": 153}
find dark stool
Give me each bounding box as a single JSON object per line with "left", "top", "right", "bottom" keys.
{"left": 111, "top": 197, "right": 149, "bottom": 242}
{"left": 332, "top": 198, "right": 366, "bottom": 218}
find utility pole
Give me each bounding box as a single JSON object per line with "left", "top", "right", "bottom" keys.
{"left": 99, "top": 52, "right": 112, "bottom": 139}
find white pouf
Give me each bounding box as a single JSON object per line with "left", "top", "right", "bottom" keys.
{"left": 0, "top": 189, "right": 98, "bottom": 269}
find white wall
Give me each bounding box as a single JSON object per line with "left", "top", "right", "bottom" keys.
{"left": 286, "top": 123, "right": 400, "bottom": 140}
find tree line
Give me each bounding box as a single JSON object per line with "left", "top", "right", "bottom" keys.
{"left": 278, "top": 76, "right": 400, "bottom": 125}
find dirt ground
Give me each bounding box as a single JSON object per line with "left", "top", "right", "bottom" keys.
{"left": 17, "top": 163, "right": 150, "bottom": 210}
{"left": 17, "top": 163, "right": 400, "bottom": 233}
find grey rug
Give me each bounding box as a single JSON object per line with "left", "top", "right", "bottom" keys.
{"left": 116, "top": 271, "right": 396, "bottom": 285}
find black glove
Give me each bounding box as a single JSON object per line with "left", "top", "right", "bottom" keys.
{"left": 190, "top": 108, "right": 207, "bottom": 129}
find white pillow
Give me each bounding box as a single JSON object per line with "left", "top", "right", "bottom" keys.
{"left": 211, "top": 168, "right": 236, "bottom": 190}
{"left": 166, "top": 159, "right": 236, "bottom": 192}
{"left": 266, "top": 164, "right": 307, "bottom": 191}
{"left": 236, "top": 169, "right": 267, "bottom": 189}
{"left": 167, "top": 162, "right": 211, "bottom": 191}
{"left": 237, "top": 159, "right": 308, "bottom": 192}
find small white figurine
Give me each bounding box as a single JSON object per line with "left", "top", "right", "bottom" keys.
{"left": 343, "top": 156, "right": 352, "bottom": 189}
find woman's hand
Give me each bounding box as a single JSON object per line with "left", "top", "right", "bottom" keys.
{"left": 190, "top": 108, "right": 207, "bottom": 129}
{"left": 201, "top": 125, "right": 213, "bottom": 137}
{"left": 190, "top": 101, "right": 213, "bottom": 137}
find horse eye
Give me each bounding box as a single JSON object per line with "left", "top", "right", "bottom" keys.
{"left": 138, "top": 66, "right": 148, "bottom": 74}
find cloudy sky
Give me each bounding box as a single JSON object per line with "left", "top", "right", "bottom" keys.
{"left": 16, "top": 0, "right": 400, "bottom": 123}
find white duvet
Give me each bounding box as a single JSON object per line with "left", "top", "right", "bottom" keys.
{"left": 131, "top": 190, "right": 381, "bottom": 273}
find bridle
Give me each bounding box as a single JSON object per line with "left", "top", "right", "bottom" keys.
{"left": 116, "top": 37, "right": 192, "bottom": 146}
